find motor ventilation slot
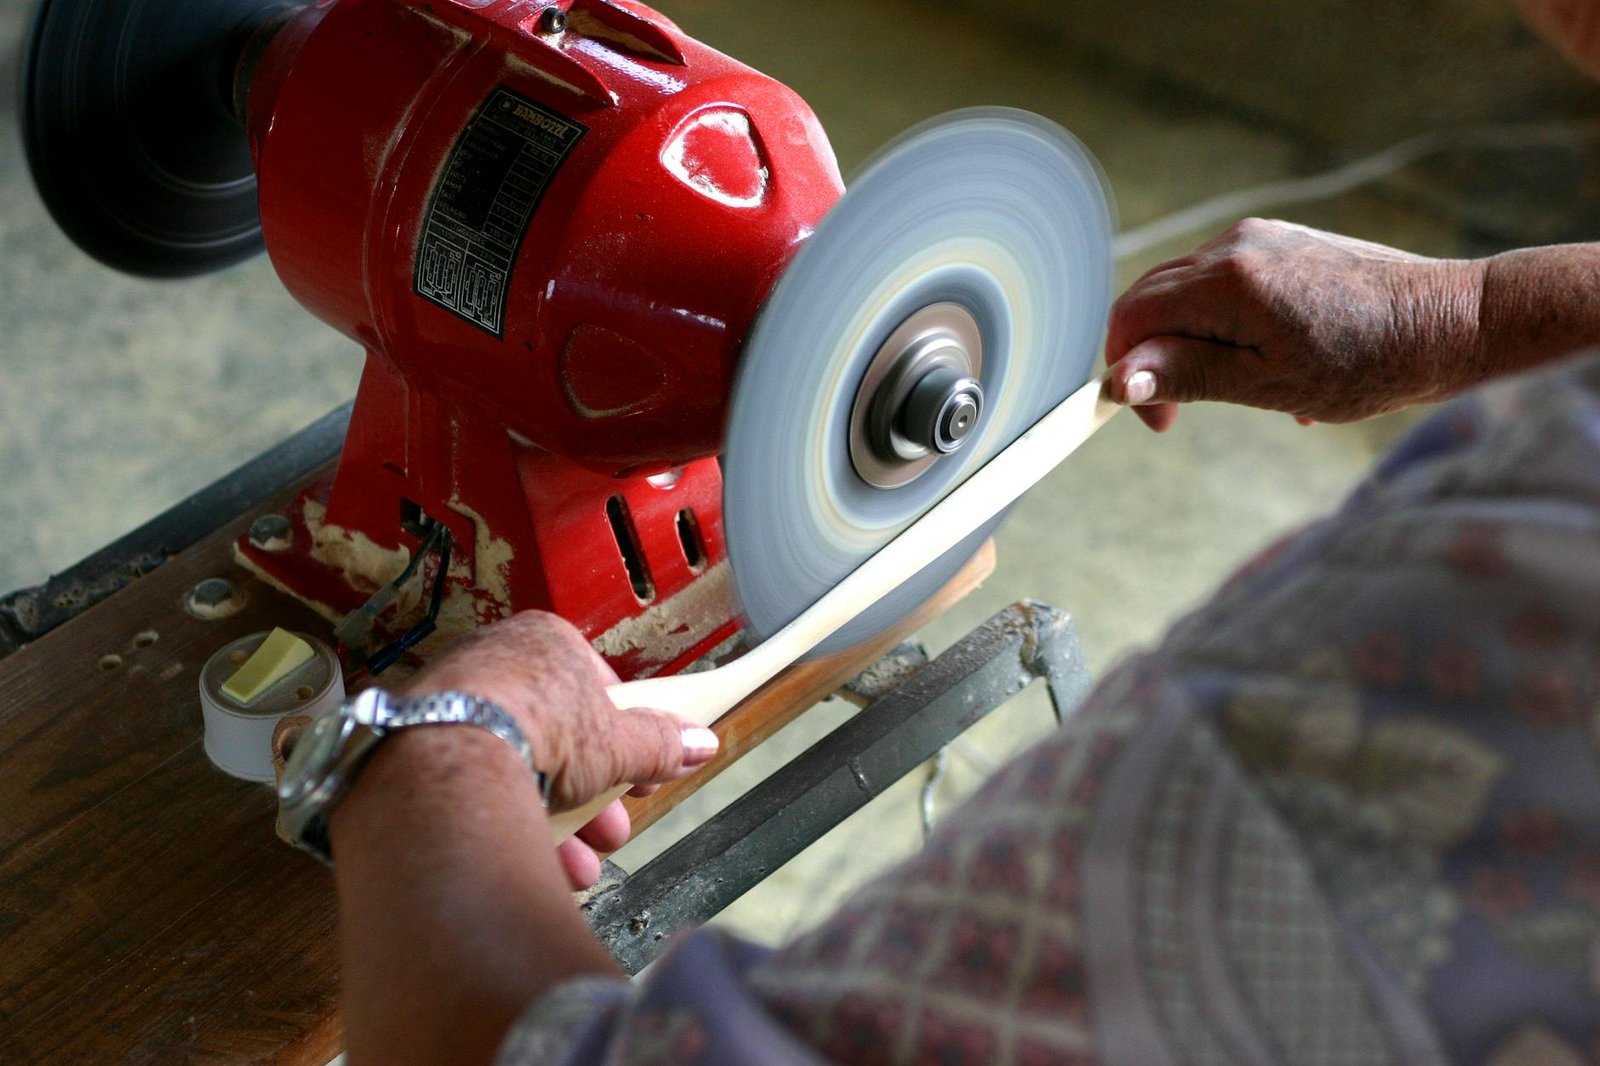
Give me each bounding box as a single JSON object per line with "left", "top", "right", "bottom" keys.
{"left": 607, "top": 495, "right": 656, "bottom": 603}
{"left": 676, "top": 508, "right": 706, "bottom": 572}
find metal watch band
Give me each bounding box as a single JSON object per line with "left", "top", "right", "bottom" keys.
{"left": 283, "top": 688, "right": 549, "bottom": 865}
{"left": 372, "top": 690, "right": 551, "bottom": 805}
{"left": 374, "top": 690, "right": 535, "bottom": 767}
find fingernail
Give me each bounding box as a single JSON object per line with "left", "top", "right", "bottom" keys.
{"left": 680, "top": 726, "right": 719, "bottom": 766}
{"left": 1124, "top": 370, "right": 1157, "bottom": 406}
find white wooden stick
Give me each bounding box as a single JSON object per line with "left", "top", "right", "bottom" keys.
{"left": 550, "top": 377, "right": 1122, "bottom": 839}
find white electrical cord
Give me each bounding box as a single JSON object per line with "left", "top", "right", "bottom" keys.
{"left": 1112, "top": 118, "right": 1600, "bottom": 262}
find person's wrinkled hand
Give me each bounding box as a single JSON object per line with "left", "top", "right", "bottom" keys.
{"left": 1516, "top": 0, "right": 1600, "bottom": 80}
{"left": 1105, "top": 218, "right": 1483, "bottom": 431}
{"left": 395, "top": 611, "right": 718, "bottom": 887}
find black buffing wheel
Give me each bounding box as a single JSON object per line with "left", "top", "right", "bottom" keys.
{"left": 21, "top": 0, "right": 289, "bottom": 277}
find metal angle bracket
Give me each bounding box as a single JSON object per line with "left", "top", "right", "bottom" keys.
{"left": 583, "top": 600, "right": 1092, "bottom": 974}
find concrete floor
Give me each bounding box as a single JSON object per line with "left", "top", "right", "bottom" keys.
{"left": 5, "top": 0, "right": 1600, "bottom": 947}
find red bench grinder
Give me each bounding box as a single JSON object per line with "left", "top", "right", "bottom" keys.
{"left": 23, "top": 0, "right": 1112, "bottom": 682}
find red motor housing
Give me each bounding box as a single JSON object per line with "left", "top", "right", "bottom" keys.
{"left": 234, "top": 0, "right": 844, "bottom": 678}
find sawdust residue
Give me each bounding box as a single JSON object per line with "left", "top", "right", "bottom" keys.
{"left": 565, "top": 10, "right": 676, "bottom": 64}
{"left": 592, "top": 561, "right": 732, "bottom": 664}
{"left": 303, "top": 500, "right": 415, "bottom": 604}
{"left": 232, "top": 541, "right": 346, "bottom": 625}
{"left": 432, "top": 498, "right": 516, "bottom": 639}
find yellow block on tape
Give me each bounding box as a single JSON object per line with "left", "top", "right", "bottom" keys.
{"left": 222, "top": 628, "right": 314, "bottom": 705}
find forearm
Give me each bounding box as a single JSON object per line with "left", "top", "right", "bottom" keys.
{"left": 1465, "top": 242, "right": 1600, "bottom": 386}
{"left": 1103, "top": 221, "right": 1600, "bottom": 427}
{"left": 328, "top": 727, "right": 618, "bottom": 1066}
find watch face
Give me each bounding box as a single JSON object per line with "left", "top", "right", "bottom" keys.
{"left": 278, "top": 712, "right": 351, "bottom": 804}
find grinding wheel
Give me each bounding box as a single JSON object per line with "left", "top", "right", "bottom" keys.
{"left": 21, "top": 0, "right": 286, "bottom": 277}
{"left": 723, "top": 108, "right": 1114, "bottom": 656}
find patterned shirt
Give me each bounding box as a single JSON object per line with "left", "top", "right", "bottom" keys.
{"left": 499, "top": 351, "right": 1600, "bottom": 1065}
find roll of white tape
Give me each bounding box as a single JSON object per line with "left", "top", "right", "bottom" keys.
{"left": 199, "top": 631, "right": 344, "bottom": 782}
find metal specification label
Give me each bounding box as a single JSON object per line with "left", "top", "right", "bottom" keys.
{"left": 414, "top": 87, "right": 586, "bottom": 336}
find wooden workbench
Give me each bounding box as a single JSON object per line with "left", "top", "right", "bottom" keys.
{"left": 0, "top": 463, "right": 992, "bottom": 1063}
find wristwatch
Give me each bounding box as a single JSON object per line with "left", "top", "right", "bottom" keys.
{"left": 278, "top": 687, "right": 548, "bottom": 864}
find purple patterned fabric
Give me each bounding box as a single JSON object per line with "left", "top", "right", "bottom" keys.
{"left": 500, "top": 351, "right": 1600, "bottom": 1065}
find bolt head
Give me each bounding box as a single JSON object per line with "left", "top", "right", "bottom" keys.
{"left": 902, "top": 367, "right": 983, "bottom": 456}
{"left": 538, "top": 5, "right": 567, "bottom": 33}
{"left": 188, "top": 578, "right": 239, "bottom": 614}
{"left": 936, "top": 393, "right": 979, "bottom": 450}
{"left": 248, "top": 513, "right": 293, "bottom": 552}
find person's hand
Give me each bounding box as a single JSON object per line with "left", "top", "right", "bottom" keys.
{"left": 1516, "top": 0, "right": 1600, "bottom": 80}
{"left": 1104, "top": 218, "right": 1483, "bottom": 431}
{"left": 394, "top": 611, "right": 718, "bottom": 888}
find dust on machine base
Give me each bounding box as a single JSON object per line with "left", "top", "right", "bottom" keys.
{"left": 22, "top": 0, "right": 1114, "bottom": 688}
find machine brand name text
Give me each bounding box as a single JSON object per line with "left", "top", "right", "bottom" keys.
{"left": 511, "top": 103, "right": 572, "bottom": 138}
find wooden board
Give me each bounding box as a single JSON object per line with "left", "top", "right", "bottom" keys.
{"left": 0, "top": 466, "right": 993, "bottom": 1063}
{"left": 623, "top": 540, "right": 995, "bottom": 836}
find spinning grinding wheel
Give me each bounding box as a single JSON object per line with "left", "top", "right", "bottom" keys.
{"left": 723, "top": 108, "right": 1115, "bottom": 655}
{"left": 21, "top": 0, "right": 276, "bottom": 276}
{"left": 557, "top": 111, "right": 1117, "bottom": 838}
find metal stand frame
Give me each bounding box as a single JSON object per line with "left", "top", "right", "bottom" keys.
{"left": 585, "top": 601, "right": 1090, "bottom": 974}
